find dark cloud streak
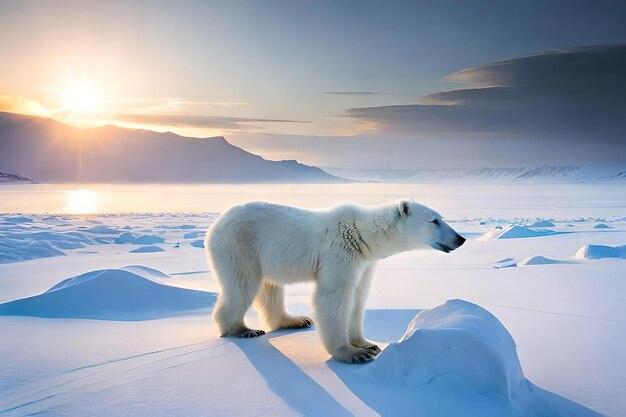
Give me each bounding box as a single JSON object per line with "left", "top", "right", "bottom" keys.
{"left": 322, "top": 91, "right": 386, "bottom": 95}
{"left": 113, "top": 113, "right": 310, "bottom": 131}
{"left": 347, "top": 44, "right": 626, "bottom": 145}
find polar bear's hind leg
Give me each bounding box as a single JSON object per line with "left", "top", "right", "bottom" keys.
{"left": 212, "top": 263, "right": 266, "bottom": 338}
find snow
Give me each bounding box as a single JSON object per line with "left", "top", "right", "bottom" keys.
{"left": 129, "top": 245, "right": 165, "bottom": 253}
{"left": 121, "top": 265, "right": 171, "bottom": 279}
{"left": 190, "top": 239, "right": 205, "bottom": 248}
{"left": 494, "top": 258, "right": 518, "bottom": 269}
{"left": 576, "top": 244, "right": 626, "bottom": 259}
{"left": 518, "top": 255, "right": 569, "bottom": 266}
{"left": 530, "top": 220, "right": 555, "bottom": 227}
{"left": 477, "top": 225, "right": 562, "bottom": 240}
{"left": 594, "top": 223, "right": 612, "bottom": 229}
{"left": 0, "top": 183, "right": 625, "bottom": 417}
{"left": 2, "top": 215, "right": 33, "bottom": 223}
{"left": 133, "top": 234, "right": 166, "bottom": 245}
{"left": 85, "top": 225, "right": 121, "bottom": 234}
{"left": 369, "top": 300, "right": 527, "bottom": 394}
{"left": 360, "top": 300, "right": 596, "bottom": 416}
{"left": 323, "top": 165, "right": 626, "bottom": 183}
{"left": 0, "top": 220, "right": 117, "bottom": 263}
{"left": 114, "top": 232, "right": 136, "bottom": 243}
{"left": 0, "top": 239, "right": 66, "bottom": 263}
{"left": 0, "top": 266, "right": 216, "bottom": 320}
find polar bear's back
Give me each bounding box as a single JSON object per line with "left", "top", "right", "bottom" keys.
{"left": 207, "top": 202, "right": 327, "bottom": 282}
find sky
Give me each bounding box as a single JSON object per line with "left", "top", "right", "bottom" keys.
{"left": 1, "top": 0, "right": 626, "bottom": 169}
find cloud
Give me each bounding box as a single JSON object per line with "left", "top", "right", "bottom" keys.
{"left": 113, "top": 113, "right": 310, "bottom": 131}
{"left": 322, "top": 91, "right": 385, "bottom": 95}
{"left": 110, "top": 98, "right": 248, "bottom": 114}
{"left": 0, "top": 96, "right": 52, "bottom": 117}
{"left": 346, "top": 44, "right": 626, "bottom": 144}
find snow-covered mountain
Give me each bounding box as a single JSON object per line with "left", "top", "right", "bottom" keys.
{"left": 323, "top": 165, "right": 626, "bottom": 183}
{"left": 0, "top": 172, "right": 33, "bottom": 184}
{"left": 0, "top": 112, "right": 343, "bottom": 183}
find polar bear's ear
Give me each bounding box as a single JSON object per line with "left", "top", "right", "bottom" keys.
{"left": 398, "top": 200, "right": 410, "bottom": 217}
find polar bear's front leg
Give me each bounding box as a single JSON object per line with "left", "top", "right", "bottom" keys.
{"left": 314, "top": 261, "right": 377, "bottom": 364}
{"left": 349, "top": 264, "right": 381, "bottom": 355}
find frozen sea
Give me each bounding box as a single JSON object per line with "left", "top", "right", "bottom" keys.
{"left": 0, "top": 182, "right": 625, "bottom": 416}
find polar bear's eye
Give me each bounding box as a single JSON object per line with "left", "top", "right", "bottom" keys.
{"left": 431, "top": 219, "right": 440, "bottom": 226}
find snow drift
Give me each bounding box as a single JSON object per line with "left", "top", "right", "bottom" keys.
{"left": 478, "top": 225, "right": 561, "bottom": 240}
{"left": 133, "top": 234, "right": 166, "bottom": 245}
{"left": 0, "top": 223, "right": 120, "bottom": 263}
{"left": 0, "top": 266, "right": 216, "bottom": 320}
{"left": 576, "top": 244, "right": 626, "bottom": 259}
{"left": 191, "top": 239, "right": 205, "bottom": 248}
{"left": 129, "top": 245, "right": 165, "bottom": 253}
{"left": 368, "top": 300, "right": 528, "bottom": 399}
{"left": 529, "top": 220, "right": 555, "bottom": 227}
{"left": 0, "top": 239, "right": 66, "bottom": 263}
{"left": 518, "top": 255, "right": 570, "bottom": 266}
{"left": 365, "top": 300, "right": 598, "bottom": 416}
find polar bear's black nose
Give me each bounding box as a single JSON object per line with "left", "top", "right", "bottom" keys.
{"left": 455, "top": 234, "right": 466, "bottom": 247}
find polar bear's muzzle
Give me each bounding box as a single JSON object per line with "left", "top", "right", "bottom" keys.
{"left": 433, "top": 233, "right": 466, "bottom": 253}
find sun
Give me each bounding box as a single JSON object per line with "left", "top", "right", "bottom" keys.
{"left": 62, "top": 82, "right": 102, "bottom": 114}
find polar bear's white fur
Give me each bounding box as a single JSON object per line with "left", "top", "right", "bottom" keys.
{"left": 205, "top": 200, "right": 465, "bottom": 364}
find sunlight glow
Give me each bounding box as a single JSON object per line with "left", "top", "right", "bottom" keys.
{"left": 62, "top": 83, "right": 102, "bottom": 114}
{"left": 67, "top": 189, "right": 98, "bottom": 214}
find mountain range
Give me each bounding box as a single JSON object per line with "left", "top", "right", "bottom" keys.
{"left": 0, "top": 112, "right": 342, "bottom": 183}
{"left": 323, "top": 166, "right": 626, "bottom": 183}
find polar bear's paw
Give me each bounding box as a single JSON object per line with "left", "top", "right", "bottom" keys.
{"left": 351, "top": 339, "right": 381, "bottom": 355}
{"left": 223, "top": 328, "right": 266, "bottom": 338}
{"left": 279, "top": 315, "right": 314, "bottom": 329}
{"left": 366, "top": 345, "right": 381, "bottom": 355}
{"left": 336, "top": 346, "right": 378, "bottom": 364}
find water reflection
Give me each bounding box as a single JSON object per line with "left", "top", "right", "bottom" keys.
{"left": 0, "top": 183, "right": 623, "bottom": 219}
{"left": 66, "top": 189, "right": 98, "bottom": 214}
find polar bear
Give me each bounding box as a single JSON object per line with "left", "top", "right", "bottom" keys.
{"left": 205, "top": 200, "right": 465, "bottom": 364}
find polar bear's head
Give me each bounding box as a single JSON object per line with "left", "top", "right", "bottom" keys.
{"left": 397, "top": 200, "right": 465, "bottom": 253}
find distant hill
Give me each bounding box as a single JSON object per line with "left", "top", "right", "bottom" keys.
{"left": 0, "top": 112, "right": 343, "bottom": 183}
{"left": 323, "top": 166, "right": 626, "bottom": 183}
{"left": 0, "top": 172, "right": 33, "bottom": 184}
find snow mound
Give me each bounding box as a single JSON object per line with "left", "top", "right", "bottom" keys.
{"left": 368, "top": 300, "right": 529, "bottom": 401}
{"left": 133, "top": 234, "right": 166, "bottom": 244}
{"left": 85, "top": 225, "right": 120, "bottom": 234}
{"left": 519, "top": 256, "right": 565, "bottom": 266}
{"left": 493, "top": 258, "right": 517, "bottom": 269}
{"left": 129, "top": 245, "right": 165, "bottom": 253}
{"left": 114, "top": 233, "right": 166, "bottom": 245}
{"left": 0, "top": 266, "right": 216, "bottom": 320}
{"left": 477, "top": 225, "right": 560, "bottom": 240}
{"left": 593, "top": 223, "right": 612, "bottom": 229}
{"left": 156, "top": 224, "right": 197, "bottom": 230}
{"left": 3, "top": 215, "right": 33, "bottom": 223}
{"left": 576, "top": 244, "right": 626, "bottom": 259}
{"left": 114, "top": 232, "right": 136, "bottom": 244}
{"left": 529, "top": 220, "right": 555, "bottom": 227}
{"left": 119, "top": 265, "right": 171, "bottom": 279}
{"left": 0, "top": 239, "right": 66, "bottom": 263}
{"left": 191, "top": 239, "right": 205, "bottom": 248}
{"left": 0, "top": 229, "right": 109, "bottom": 263}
